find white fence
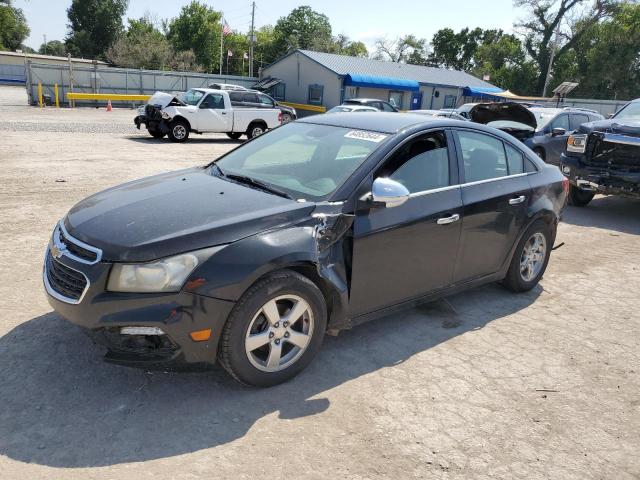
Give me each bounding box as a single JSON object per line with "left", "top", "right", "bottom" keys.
{"left": 25, "top": 61, "right": 258, "bottom": 106}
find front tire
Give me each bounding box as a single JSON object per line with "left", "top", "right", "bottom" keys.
{"left": 280, "top": 113, "right": 293, "bottom": 123}
{"left": 503, "top": 220, "right": 552, "bottom": 292}
{"left": 568, "top": 185, "right": 595, "bottom": 207}
{"left": 168, "top": 119, "right": 189, "bottom": 143}
{"left": 226, "top": 132, "right": 242, "bottom": 140}
{"left": 218, "top": 270, "right": 327, "bottom": 387}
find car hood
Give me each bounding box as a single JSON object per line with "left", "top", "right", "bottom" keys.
{"left": 577, "top": 119, "right": 640, "bottom": 136}
{"left": 469, "top": 102, "right": 537, "bottom": 129}
{"left": 65, "top": 167, "right": 315, "bottom": 262}
{"left": 146, "top": 91, "right": 185, "bottom": 109}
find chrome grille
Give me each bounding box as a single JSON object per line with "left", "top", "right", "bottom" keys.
{"left": 54, "top": 222, "right": 102, "bottom": 265}
{"left": 45, "top": 251, "right": 88, "bottom": 302}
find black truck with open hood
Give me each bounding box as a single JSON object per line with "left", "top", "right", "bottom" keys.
{"left": 560, "top": 98, "right": 640, "bottom": 206}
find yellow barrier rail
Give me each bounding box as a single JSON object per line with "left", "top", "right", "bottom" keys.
{"left": 66, "top": 93, "right": 152, "bottom": 101}
{"left": 279, "top": 101, "right": 326, "bottom": 113}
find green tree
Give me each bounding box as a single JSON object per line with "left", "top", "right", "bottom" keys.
{"left": 38, "top": 40, "right": 66, "bottom": 56}
{"left": 65, "top": 0, "right": 128, "bottom": 59}
{"left": 515, "top": 0, "right": 620, "bottom": 95}
{"left": 329, "top": 34, "right": 368, "bottom": 57}
{"left": 373, "top": 35, "right": 428, "bottom": 63}
{"left": 167, "top": 1, "right": 222, "bottom": 72}
{"left": 254, "top": 25, "right": 279, "bottom": 68}
{"left": 273, "top": 6, "right": 333, "bottom": 52}
{"left": 552, "top": 2, "right": 640, "bottom": 99}
{"left": 0, "top": 0, "right": 30, "bottom": 51}
{"left": 106, "top": 16, "right": 173, "bottom": 70}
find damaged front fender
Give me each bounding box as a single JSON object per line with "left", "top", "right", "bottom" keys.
{"left": 188, "top": 203, "right": 355, "bottom": 329}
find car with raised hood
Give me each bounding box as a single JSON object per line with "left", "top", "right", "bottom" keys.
{"left": 134, "top": 88, "right": 282, "bottom": 142}
{"left": 560, "top": 98, "right": 640, "bottom": 206}
{"left": 468, "top": 103, "right": 603, "bottom": 166}
{"left": 44, "top": 112, "right": 567, "bottom": 387}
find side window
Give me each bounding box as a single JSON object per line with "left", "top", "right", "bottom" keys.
{"left": 381, "top": 102, "right": 396, "bottom": 112}
{"left": 456, "top": 130, "right": 508, "bottom": 183}
{"left": 381, "top": 131, "right": 450, "bottom": 194}
{"left": 243, "top": 93, "right": 259, "bottom": 103}
{"left": 372, "top": 101, "right": 384, "bottom": 110}
{"left": 550, "top": 114, "right": 569, "bottom": 131}
{"left": 570, "top": 114, "right": 589, "bottom": 130}
{"left": 388, "top": 92, "right": 403, "bottom": 109}
{"left": 504, "top": 143, "right": 524, "bottom": 175}
{"left": 229, "top": 91, "right": 243, "bottom": 104}
{"left": 258, "top": 94, "right": 275, "bottom": 107}
{"left": 308, "top": 84, "right": 323, "bottom": 105}
{"left": 199, "top": 93, "right": 224, "bottom": 109}
{"left": 443, "top": 95, "right": 457, "bottom": 109}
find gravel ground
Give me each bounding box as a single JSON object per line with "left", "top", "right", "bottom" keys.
{"left": 0, "top": 85, "right": 639, "bottom": 479}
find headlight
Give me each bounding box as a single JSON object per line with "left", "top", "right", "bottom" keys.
{"left": 567, "top": 134, "right": 587, "bottom": 153}
{"left": 107, "top": 245, "right": 225, "bottom": 293}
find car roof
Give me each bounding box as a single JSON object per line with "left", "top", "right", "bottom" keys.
{"left": 298, "top": 112, "right": 442, "bottom": 133}
{"left": 344, "top": 98, "right": 388, "bottom": 103}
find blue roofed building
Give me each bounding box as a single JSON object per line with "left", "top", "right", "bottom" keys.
{"left": 258, "top": 49, "right": 500, "bottom": 113}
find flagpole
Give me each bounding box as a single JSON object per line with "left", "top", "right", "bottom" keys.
{"left": 219, "top": 16, "right": 224, "bottom": 75}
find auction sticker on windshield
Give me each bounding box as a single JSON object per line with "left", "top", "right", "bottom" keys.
{"left": 344, "top": 130, "right": 388, "bottom": 143}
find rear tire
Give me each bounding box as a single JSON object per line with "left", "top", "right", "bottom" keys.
{"left": 226, "top": 132, "right": 242, "bottom": 140}
{"left": 503, "top": 220, "right": 552, "bottom": 292}
{"left": 568, "top": 185, "right": 595, "bottom": 207}
{"left": 246, "top": 122, "right": 267, "bottom": 140}
{"left": 218, "top": 270, "right": 327, "bottom": 387}
{"left": 168, "top": 119, "right": 189, "bottom": 143}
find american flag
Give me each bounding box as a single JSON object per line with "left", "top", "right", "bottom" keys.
{"left": 222, "top": 19, "right": 232, "bottom": 36}
{"left": 227, "top": 49, "right": 233, "bottom": 57}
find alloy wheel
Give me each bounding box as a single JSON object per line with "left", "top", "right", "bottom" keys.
{"left": 251, "top": 126, "right": 264, "bottom": 137}
{"left": 173, "top": 125, "right": 186, "bottom": 140}
{"left": 245, "top": 295, "right": 314, "bottom": 372}
{"left": 520, "top": 232, "right": 546, "bottom": 282}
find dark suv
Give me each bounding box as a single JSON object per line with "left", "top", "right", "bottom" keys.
{"left": 228, "top": 91, "right": 297, "bottom": 123}
{"left": 560, "top": 99, "right": 640, "bottom": 206}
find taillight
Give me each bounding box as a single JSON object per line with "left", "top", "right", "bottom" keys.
{"left": 562, "top": 177, "right": 569, "bottom": 194}
{"left": 278, "top": 112, "right": 283, "bottom": 123}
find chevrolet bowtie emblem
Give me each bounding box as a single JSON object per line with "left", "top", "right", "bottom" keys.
{"left": 51, "top": 244, "right": 64, "bottom": 259}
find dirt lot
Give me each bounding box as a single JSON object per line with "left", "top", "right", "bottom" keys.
{"left": 0, "top": 85, "right": 638, "bottom": 479}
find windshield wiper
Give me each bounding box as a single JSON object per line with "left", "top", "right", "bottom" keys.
{"left": 211, "top": 162, "right": 225, "bottom": 177}
{"left": 225, "top": 173, "right": 293, "bottom": 200}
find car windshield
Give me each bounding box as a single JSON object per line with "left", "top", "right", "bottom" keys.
{"left": 213, "top": 122, "right": 389, "bottom": 201}
{"left": 328, "top": 106, "right": 355, "bottom": 113}
{"left": 529, "top": 109, "right": 561, "bottom": 130}
{"left": 182, "top": 89, "right": 205, "bottom": 106}
{"left": 613, "top": 102, "right": 640, "bottom": 121}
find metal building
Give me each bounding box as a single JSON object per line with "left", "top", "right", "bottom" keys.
{"left": 260, "top": 49, "right": 499, "bottom": 112}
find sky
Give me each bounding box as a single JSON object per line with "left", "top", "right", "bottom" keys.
{"left": 16, "top": 0, "right": 525, "bottom": 52}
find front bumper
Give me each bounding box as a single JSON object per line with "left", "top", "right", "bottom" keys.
{"left": 43, "top": 246, "right": 235, "bottom": 369}
{"left": 560, "top": 153, "right": 640, "bottom": 198}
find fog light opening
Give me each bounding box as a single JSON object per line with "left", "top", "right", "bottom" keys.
{"left": 120, "top": 326, "right": 165, "bottom": 336}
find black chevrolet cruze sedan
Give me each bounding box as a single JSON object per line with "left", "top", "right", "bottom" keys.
{"left": 44, "top": 113, "right": 568, "bottom": 387}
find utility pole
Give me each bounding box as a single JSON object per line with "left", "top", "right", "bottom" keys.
{"left": 542, "top": 21, "right": 561, "bottom": 98}
{"left": 43, "top": 34, "right": 47, "bottom": 55}
{"left": 249, "top": 1, "right": 255, "bottom": 77}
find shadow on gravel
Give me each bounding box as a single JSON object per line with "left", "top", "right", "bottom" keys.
{"left": 561, "top": 195, "right": 640, "bottom": 235}
{"left": 0, "top": 284, "right": 540, "bottom": 468}
{"left": 126, "top": 136, "right": 244, "bottom": 145}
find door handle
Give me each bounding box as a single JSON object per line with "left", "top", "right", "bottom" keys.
{"left": 509, "top": 195, "right": 526, "bottom": 205}
{"left": 221, "top": 112, "right": 227, "bottom": 115}
{"left": 437, "top": 213, "right": 460, "bottom": 225}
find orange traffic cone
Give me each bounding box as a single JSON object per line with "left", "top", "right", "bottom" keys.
{"left": 106, "top": 99, "right": 112, "bottom": 112}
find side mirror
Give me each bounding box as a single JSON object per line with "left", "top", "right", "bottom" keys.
{"left": 606, "top": 113, "right": 614, "bottom": 119}
{"left": 552, "top": 127, "right": 566, "bottom": 137}
{"left": 370, "top": 177, "right": 410, "bottom": 208}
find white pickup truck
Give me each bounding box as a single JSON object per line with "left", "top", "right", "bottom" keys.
{"left": 134, "top": 88, "right": 282, "bottom": 142}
